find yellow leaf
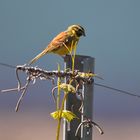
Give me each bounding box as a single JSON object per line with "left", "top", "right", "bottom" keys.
{"left": 78, "top": 72, "right": 103, "bottom": 79}
{"left": 78, "top": 72, "right": 97, "bottom": 78}
{"left": 50, "top": 110, "right": 78, "bottom": 122}
{"left": 59, "top": 83, "right": 76, "bottom": 93}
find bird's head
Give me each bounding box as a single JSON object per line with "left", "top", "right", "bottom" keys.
{"left": 67, "top": 24, "right": 86, "bottom": 37}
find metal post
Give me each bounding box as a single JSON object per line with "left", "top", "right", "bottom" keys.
{"left": 63, "top": 55, "right": 95, "bottom": 140}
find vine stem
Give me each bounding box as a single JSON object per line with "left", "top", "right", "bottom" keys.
{"left": 56, "top": 64, "right": 61, "bottom": 140}
{"left": 56, "top": 41, "right": 77, "bottom": 140}
{"left": 63, "top": 41, "right": 77, "bottom": 72}
{"left": 72, "top": 41, "right": 77, "bottom": 72}
{"left": 56, "top": 93, "right": 68, "bottom": 140}
{"left": 56, "top": 64, "right": 61, "bottom": 110}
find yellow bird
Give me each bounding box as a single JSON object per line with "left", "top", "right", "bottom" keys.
{"left": 28, "top": 24, "right": 85, "bottom": 65}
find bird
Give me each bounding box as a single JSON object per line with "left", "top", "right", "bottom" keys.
{"left": 28, "top": 24, "right": 85, "bottom": 65}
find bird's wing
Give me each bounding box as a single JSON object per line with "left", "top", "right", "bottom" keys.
{"left": 46, "top": 31, "right": 69, "bottom": 52}
{"left": 28, "top": 31, "right": 70, "bottom": 65}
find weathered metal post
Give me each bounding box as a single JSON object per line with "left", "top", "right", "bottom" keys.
{"left": 63, "top": 55, "right": 95, "bottom": 140}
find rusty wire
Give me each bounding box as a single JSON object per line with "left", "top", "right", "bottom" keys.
{"left": 1, "top": 64, "right": 95, "bottom": 112}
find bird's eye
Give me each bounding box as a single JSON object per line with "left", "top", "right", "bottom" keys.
{"left": 76, "top": 29, "right": 84, "bottom": 37}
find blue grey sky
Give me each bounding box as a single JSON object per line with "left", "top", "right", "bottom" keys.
{"left": 0, "top": 0, "right": 140, "bottom": 140}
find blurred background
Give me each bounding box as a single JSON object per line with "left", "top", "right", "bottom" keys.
{"left": 0, "top": 0, "right": 140, "bottom": 140}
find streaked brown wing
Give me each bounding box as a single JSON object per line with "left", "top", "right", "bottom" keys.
{"left": 45, "top": 31, "right": 69, "bottom": 52}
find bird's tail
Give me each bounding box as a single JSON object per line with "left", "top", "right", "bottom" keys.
{"left": 28, "top": 49, "right": 48, "bottom": 65}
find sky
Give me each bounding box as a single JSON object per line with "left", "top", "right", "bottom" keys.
{"left": 0, "top": 0, "right": 140, "bottom": 140}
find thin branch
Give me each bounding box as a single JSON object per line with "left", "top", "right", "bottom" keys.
{"left": 52, "top": 86, "right": 58, "bottom": 103}
{"left": 75, "top": 122, "right": 83, "bottom": 136}
{"left": 1, "top": 86, "right": 25, "bottom": 93}
{"left": 15, "top": 78, "right": 30, "bottom": 112}
{"left": 75, "top": 117, "right": 104, "bottom": 137}
{"left": 91, "top": 121, "right": 104, "bottom": 135}
{"left": 16, "top": 67, "right": 22, "bottom": 90}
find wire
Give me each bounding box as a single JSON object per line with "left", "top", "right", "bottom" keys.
{"left": 0, "top": 62, "right": 16, "bottom": 69}
{"left": 0, "top": 62, "right": 140, "bottom": 98}
{"left": 94, "top": 82, "right": 140, "bottom": 98}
